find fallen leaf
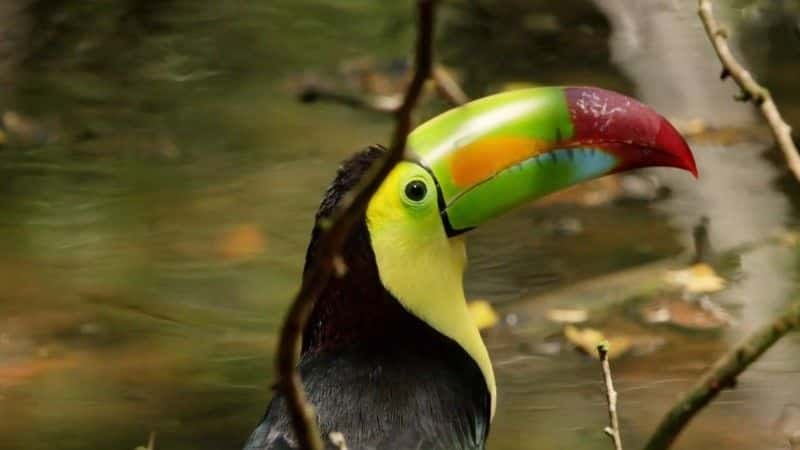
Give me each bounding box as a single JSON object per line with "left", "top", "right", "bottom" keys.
{"left": 468, "top": 300, "right": 499, "bottom": 330}
{"left": 0, "top": 355, "right": 77, "bottom": 387}
{"left": 640, "top": 297, "right": 732, "bottom": 330}
{"left": 564, "top": 325, "right": 631, "bottom": 359}
{"left": 545, "top": 308, "right": 588, "bottom": 324}
{"left": 219, "top": 224, "right": 266, "bottom": 261}
{"left": 664, "top": 263, "right": 726, "bottom": 294}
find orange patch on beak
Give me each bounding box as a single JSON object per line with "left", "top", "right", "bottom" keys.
{"left": 450, "top": 136, "right": 552, "bottom": 187}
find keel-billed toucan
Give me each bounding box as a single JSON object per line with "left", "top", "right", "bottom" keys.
{"left": 245, "top": 87, "right": 697, "bottom": 450}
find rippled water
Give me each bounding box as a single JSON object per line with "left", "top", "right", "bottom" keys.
{"left": 0, "top": 1, "right": 798, "bottom": 449}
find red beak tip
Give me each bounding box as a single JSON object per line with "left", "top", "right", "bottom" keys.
{"left": 655, "top": 116, "right": 699, "bottom": 178}
{"left": 679, "top": 163, "right": 699, "bottom": 179}
{"left": 565, "top": 87, "right": 699, "bottom": 179}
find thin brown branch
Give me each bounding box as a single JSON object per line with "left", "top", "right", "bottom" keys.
{"left": 433, "top": 66, "right": 469, "bottom": 106}
{"left": 298, "top": 84, "right": 400, "bottom": 114}
{"left": 274, "top": 1, "right": 438, "bottom": 449}
{"left": 698, "top": 0, "right": 800, "bottom": 181}
{"left": 597, "top": 342, "right": 623, "bottom": 450}
{"left": 643, "top": 301, "right": 800, "bottom": 450}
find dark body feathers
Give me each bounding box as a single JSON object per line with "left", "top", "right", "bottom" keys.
{"left": 244, "top": 147, "right": 491, "bottom": 450}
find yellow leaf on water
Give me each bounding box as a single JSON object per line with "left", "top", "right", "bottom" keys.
{"left": 545, "top": 308, "right": 589, "bottom": 324}
{"left": 564, "top": 325, "right": 631, "bottom": 359}
{"left": 468, "top": 300, "right": 499, "bottom": 330}
{"left": 664, "top": 263, "right": 726, "bottom": 294}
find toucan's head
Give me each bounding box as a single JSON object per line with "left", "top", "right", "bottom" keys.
{"left": 317, "top": 87, "right": 696, "bottom": 418}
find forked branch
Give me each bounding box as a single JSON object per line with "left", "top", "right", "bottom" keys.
{"left": 698, "top": 0, "right": 800, "bottom": 181}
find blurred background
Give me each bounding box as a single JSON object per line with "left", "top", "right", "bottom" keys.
{"left": 0, "top": 0, "right": 799, "bottom": 449}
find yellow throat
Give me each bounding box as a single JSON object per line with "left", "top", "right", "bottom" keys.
{"left": 365, "top": 162, "right": 497, "bottom": 418}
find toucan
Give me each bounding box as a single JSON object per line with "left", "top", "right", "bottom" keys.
{"left": 244, "top": 87, "right": 697, "bottom": 450}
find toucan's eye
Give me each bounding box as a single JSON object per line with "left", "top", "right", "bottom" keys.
{"left": 404, "top": 180, "right": 428, "bottom": 202}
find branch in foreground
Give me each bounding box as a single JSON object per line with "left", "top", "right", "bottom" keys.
{"left": 274, "top": 1, "right": 438, "bottom": 449}
{"left": 597, "top": 342, "right": 623, "bottom": 450}
{"left": 643, "top": 301, "right": 800, "bottom": 450}
{"left": 698, "top": 0, "right": 800, "bottom": 182}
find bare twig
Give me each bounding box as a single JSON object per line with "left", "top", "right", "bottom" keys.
{"left": 698, "top": 0, "right": 800, "bottom": 181}
{"left": 597, "top": 342, "right": 623, "bottom": 450}
{"left": 274, "top": 1, "right": 438, "bottom": 449}
{"left": 298, "top": 84, "right": 400, "bottom": 113}
{"left": 432, "top": 66, "right": 469, "bottom": 106}
{"left": 134, "top": 431, "right": 156, "bottom": 450}
{"left": 643, "top": 301, "right": 800, "bottom": 450}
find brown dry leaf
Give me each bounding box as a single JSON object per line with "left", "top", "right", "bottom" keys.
{"left": 545, "top": 308, "right": 589, "bottom": 324}
{"left": 219, "top": 224, "right": 266, "bottom": 261}
{"left": 664, "top": 263, "right": 726, "bottom": 294}
{"left": 468, "top": 300, "right": 499, "bottom": 330}
{"left": 564, "top": 325, "right": 631, "bottom": 359}
{"left": 641, "top": 297, "right": 731, "bottom": 330}
{"left": 0, "top": 355, "right": 77, "bottom": 387}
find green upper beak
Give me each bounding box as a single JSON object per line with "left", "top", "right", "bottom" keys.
{"left": 408, "top": 86, "right": 697, "bottom": 235}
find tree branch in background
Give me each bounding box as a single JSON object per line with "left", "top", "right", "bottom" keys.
{"left": 298, "top": 64, "right": 468, "bottom": 113}
{"left": 698, "top": 0, "right": 800, "bottom": 182}
{"left": 597, "top": 342, "right": 623, "bottom": 450}
{"left": 274, "top": 1, "right": 438, "bottom": 449}
{"left": 298, "top": 85, "right": 399, "bottom": 114}
{"left": 432, "top": 65, "right": 469, "bottom": 106}
{"left": 643, "top": 301, "right": 800, "bottom": 450}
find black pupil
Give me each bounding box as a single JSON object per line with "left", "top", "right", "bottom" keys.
{"left": 405, "top": 180, "right": 427, "bottom": 201}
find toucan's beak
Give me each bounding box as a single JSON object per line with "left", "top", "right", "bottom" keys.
{"left": 408, "top": 86, "right": 697, "bottom": 235}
